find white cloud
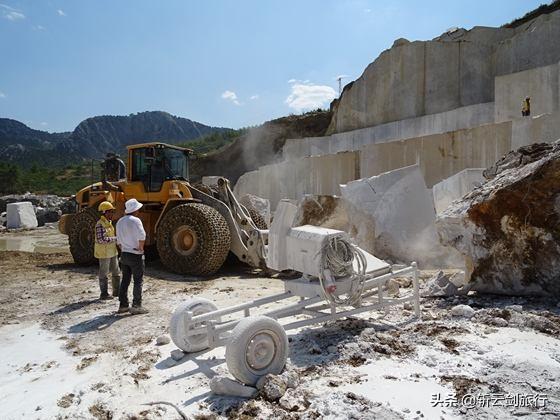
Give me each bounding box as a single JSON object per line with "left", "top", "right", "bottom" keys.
{"left": 0, "top": 91, "right": 6, "bottom": 98}
{"left": 221, "top": 90, "right": 241, "bottom": 106}
{"left": 285, "top": 81, "right": 336, "bottom": 112}
{"left": 1, "top": 4, "right": 25, "bottom": 21}
{"left": 34, "top": 24, "right": 46, "bottom": 30}
{"left": 250, "top": 94, "right": 259, "bottom": 100}
{"left": 40, "top": 122, "right": 48, "bottom": 126}
{"left": 57, "top": 9, "right": 66, "bottom": 16}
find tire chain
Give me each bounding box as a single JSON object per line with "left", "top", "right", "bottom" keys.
{"left": 157, "top": 203, "right": 231, "bottom": 275}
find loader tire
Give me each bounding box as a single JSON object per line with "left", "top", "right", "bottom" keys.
{"left": 157, "top": 203, "right": 231, "bottom": 276}
{"left": 246, "top": 207, "right": 268, "bottom": 230}
{"left": 69, "top": 207, "right": 99, "bottom": 265}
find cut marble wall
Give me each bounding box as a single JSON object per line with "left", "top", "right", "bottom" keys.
{"left": 329, "top": 10, "right": 560, "bottom": 134}
{"left": 283, "top": 103, "right": 495, "bottom": 160}
{"left": 494, "top": 62, "right": 559, "bottom": 122}
{"left": 511, "top": 110, "right": 560, "bottom": 149}
{"left": 432, "top": 168, "right": 485, "bottom": 214}
{"left": 359, "top": 121, "right": 512, "bottom": 187}
{"left": 234, "top": 152, "right": 358, "bottom": 209}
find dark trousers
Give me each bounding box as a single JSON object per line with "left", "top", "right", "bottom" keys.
{"left": 119, "top": 252, "right": 144, "bottom": 307}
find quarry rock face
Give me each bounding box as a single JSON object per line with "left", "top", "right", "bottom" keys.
{"left": 437, "top": 142, "right": 560, "bottom": 296}
{"left": 340, "top": 164, "right": 462, "bottom": 268}
{"left": 328, "top": 9, "right": 560, "bottom": 134}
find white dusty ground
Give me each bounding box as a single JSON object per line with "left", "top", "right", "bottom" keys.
{"left": 0, "top": 227, "right": 559, "bottom": 419}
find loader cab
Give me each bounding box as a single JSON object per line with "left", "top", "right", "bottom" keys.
{"left": 128, "top": 143, "right": 191, "bottom": 193}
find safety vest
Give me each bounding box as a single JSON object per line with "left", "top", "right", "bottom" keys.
{"left": 94, "top": 216, "right": 118, "bottom": 259}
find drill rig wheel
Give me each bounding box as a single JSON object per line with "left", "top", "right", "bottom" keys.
{"left": 225, "top": 316, "right": 289, "bottom": 385}
{"left": 170, "top": 297, "right": 220, "bottom": 353}
{"left": 157, "top": 203, "right": 231, "bottom": 276}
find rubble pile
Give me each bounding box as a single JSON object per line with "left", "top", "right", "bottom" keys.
{"left": 0, "top": 193, "right": 75, "bottom": 227}
{"left": 437, "top": 141, "right": 560, "bottom": 296}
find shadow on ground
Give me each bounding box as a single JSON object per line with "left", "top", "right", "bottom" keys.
{"left": 68, "top": 313, "right": 131, "bottom": 333}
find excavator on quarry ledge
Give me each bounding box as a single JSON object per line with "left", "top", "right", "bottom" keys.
{"left": 58, "top": 142, "right": 268, "bottom": 275}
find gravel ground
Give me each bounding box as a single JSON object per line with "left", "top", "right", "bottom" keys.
{"left": 0, "top": 228, "right": 559, "bottom": 419}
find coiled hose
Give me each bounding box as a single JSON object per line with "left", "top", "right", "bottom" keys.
{"left": 318, "top": 235, "right": 367, "bottom": 307}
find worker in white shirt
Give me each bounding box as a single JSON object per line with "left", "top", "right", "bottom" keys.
{"left": 116, "top": 198, "right": 148, "bottom": 314}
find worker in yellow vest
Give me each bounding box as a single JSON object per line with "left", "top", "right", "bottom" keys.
{"left": 95, "top": 201, "right": 121, "bottom": 299}
{"left": 522, "top": 97, "right": 531, "bottom": 116}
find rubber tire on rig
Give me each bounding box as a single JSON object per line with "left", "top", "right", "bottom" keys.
{"left": 156, "top": 203, "right": 231, "bottom": 276}
{"left": 225, "top": 316, "right": 289, "bottom": 386}
{"left": 68, "top": 207, "right": 99, "bottom": 265}
{"left": 246, "top": 207, "right": 268, "bottom": 230}
{"left": 169, "top": 297, "right": 220, "bottom": 353}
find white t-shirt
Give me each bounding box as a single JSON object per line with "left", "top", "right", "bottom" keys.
{"left": 116, "top": 215, "right": 146, "bottom": 254}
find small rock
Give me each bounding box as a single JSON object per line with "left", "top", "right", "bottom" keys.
{"left": 279, "top": 388, "right": 308, "bottom": 411}
{"left": 256, "top": 374, "right": 287, "bottom": 401}
{"left": 156, "top": 335, "right": 170, "bottom": 345}
{"left": 422, "top": 271, "right": 469, "bottom": 297}
{"left": 308, "top": 342, "right": 322, "bottom": 354}
{"left": 280, "top": 370, "right": 300, "bottom": 389}
{"left": 209, "top": 376, "right": 257, "bottom": 398}
{"left": 505, "top": 304, "right": 522, "bottom": 312}
{"left": 451, "top": 304, "right": 475, "bottom": 318}
{"left": 386, "top": 278, "right": 400, "bottom": 296}
{"left": 170, "top": 349, "right": 185, "bottom": 361}
{"left": 326, "top": 345, "right": 337, "bottom": 353}
{"left": 403, "top": 302, "right": 413, "bottom": 310}
{"left": 490, "top": 317, "right": 508, "bottom": 327}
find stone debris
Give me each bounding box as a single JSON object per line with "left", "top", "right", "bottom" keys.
{"left": 280, "top": 369, "right": 300, "bottom": 389}
{"left": 421, "top": 271, "right": 470, "bottom": 297}
{"left": 35, "top": 207, "right": 62, "bottom": 227}
{"left": 6, "top": 202, "right": 38, "bottom": 229}
{"left": 278, "top": 388, "right": 310, "bottom": 412}
{"left": 293, "top": 195, "right": 349, "bottom": 231}
{"left": 170, "top": 349, "right": 185, "bottom": 361}
{"left": 209, "top": 376, "right": 257, "bottom": 398}
{"left": 489, "top": 317, "right": 509, "bottom": 327}
{"left": 155, "top": 335, "right": 170, "bottom": 346}
{"left": 450, "top": 304, "right": 476, "bottom": 318}
{"left": 256, "top": 373, "right": 288, "bottom": 401}
{"left": 437, "top": 141, "right": 560, "bottom": 296}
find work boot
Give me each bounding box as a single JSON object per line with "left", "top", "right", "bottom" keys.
{"left": 100, "top": 293, "right": 112, "bottom": 300}
{"left": 130, "top": 305, "right": 149, "bottom": 315}
{"left": 117, "top": 305, "right": 130, "bottom": 314}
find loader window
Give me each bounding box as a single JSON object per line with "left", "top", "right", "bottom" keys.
{"left": 131, "top": 147, "right": 189, "bottom": 192}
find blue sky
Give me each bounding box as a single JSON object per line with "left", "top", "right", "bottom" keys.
{"left": 0, "top": 0, "right": 547, "bottom": 132}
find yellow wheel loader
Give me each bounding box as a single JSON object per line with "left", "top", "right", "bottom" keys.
{"left": 59, "top": 142, "right": 267, "bottom": 275}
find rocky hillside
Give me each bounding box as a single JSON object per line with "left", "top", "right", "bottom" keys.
{"left": 0, "top": 111, "right": 227, "bottom": 167}
{"left": 191, "top": 110, "right": 332, "bottom": 184}
{"left": 0, "top": 119, "right": 70, "bottom": 164}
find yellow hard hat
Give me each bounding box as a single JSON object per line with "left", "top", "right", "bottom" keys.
{"left": 98, "top": 201, "right": 115, "bottom": 212}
